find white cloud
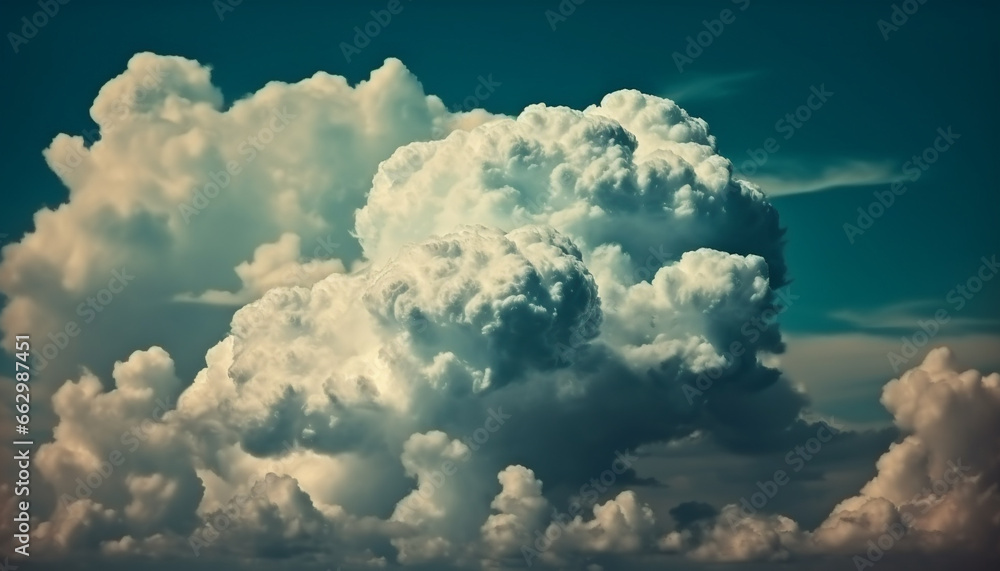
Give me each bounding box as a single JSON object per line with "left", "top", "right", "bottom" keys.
{"left": 0, "top": 52, "right": 498, "bottom": 409}
{"left": 6, "top": 53, "right": 995, "bottom": 571}
{"left": 175, "top": 233, "right": 347, "bottom": 305}
{"left": 356, "top": 89, "right": 787, "bottom": 287}
{"left": 662, "top": 348, "right": 1000, "bottom": 562}
{"left": 4, "top": 71, "right": 795, "bottom": 564}
{"left": 750, "top": 160, "right": 899, "bottom": 197}
{"left": 811, "top": 347, "right": 1000, "bottom": 552}
{"left": 661, "top": 70, "right": 760, "bottom": 102}
{"left": 661, "top": 504, "right": 802, "bottom": 562}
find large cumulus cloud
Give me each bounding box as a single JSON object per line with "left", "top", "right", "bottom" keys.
{"left": 0, "top": 53, "right": 794, "bottom": 567}
{"left": 0, "top": 52, "right": 497, "bottom": 417}
{"left": 8, "top": 54, "right": 995, "bottom": 571}
{"left": 9, "top": 213, "right": 784, "bottom": 564}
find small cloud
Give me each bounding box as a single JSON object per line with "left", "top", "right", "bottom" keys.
{"left": 799, "top": 411, "right": 848, "bottom": 432}
{"left": 662, "top": 70, "right": 761, "bottom": 102}
{"left": 830, "top": 302, "right": 1000, "bottom": 333}
{"left": 748, "top": 159, "right": 900, "bottom": 197}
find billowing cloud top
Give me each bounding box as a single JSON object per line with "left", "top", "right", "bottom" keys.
{"left": 357, "top": 89, "right": 787, "bottom": 287}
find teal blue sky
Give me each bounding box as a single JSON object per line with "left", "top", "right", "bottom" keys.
{"left": 2, "top": 0, "right": 998, "bottom": 424}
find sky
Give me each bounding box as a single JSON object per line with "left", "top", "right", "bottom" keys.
{"left": 0, "top": 1, "right": 998, "bottom": 570}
